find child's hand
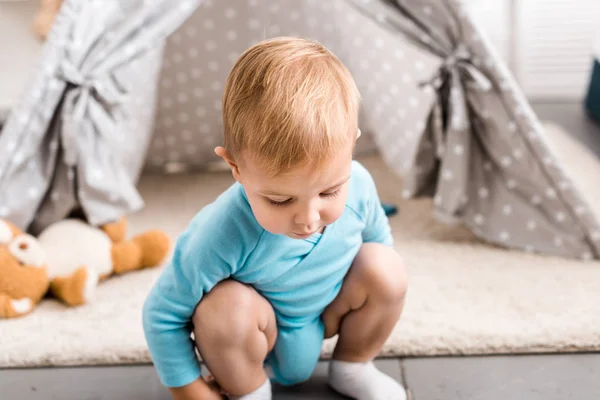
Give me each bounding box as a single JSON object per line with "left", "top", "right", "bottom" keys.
{"left": 202, "top": 375, "right": 227, "bottom": 399}
{"left": 168, "top": 376, "right": 227, "bottom": 400}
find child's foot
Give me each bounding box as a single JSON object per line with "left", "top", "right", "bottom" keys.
{"left": 229, "top": 378, "right": 271, "bottom": 400}
{"left": 328, "top": 360, "right": 407, "bottom": 400}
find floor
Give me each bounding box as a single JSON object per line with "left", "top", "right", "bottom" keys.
{"left": 1, "top": 102, "right": 600, "bottom": 399}
{"left": 3, "top": 353, "right": 600, "bottom": 400}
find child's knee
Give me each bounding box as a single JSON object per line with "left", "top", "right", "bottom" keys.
{"left": 355, "top": 244, "right": 408, "bottom": 304}
{"left": 193, "top": 280, "right": 273, "bottom": 347}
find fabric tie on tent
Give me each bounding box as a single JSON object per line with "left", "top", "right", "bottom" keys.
{"left": 408, "top": 42, "right": 492, "bottom": 219}
{"left": 52, "top": 0, "right": 202, "bottom": 227}
{"left": 350, "top": 0, "right": 600, "bottom": 259}
{"left": 56, "top": 59, "right": 127, "bottom": 167}
{"left": 426, "top": 43, "right": 492, "bottom": 134}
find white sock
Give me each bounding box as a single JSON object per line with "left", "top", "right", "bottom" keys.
{"left": 328, "top": 360, "right": 407, "bottom": 400}
{"left": 229, "top": 378, "right": 272, "bottom": 400}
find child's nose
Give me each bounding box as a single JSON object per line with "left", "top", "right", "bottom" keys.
{"left": 294, "top": 207, "right": 320, "bottom": 229}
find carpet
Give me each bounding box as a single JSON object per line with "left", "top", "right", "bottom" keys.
{"left": 1, "top": 123, "right": 600, "bottom": 368}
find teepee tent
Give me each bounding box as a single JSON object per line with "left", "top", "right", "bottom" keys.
{"left": 1, "top": 0, "right": 599, "bottom": 260}
{"left": 347, "top": 0, "right": 600, "bottom": 260}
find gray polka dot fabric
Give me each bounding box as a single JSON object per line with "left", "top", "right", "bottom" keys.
{"left": 148, "top": 0, "right": 600, "bottom": 260}
{"left": 0, "top": 0, "right": 199, "bottom": 233}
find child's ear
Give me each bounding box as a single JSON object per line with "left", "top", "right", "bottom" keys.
{"left": 215, "top": 146, "right": 242, "bottom": 182}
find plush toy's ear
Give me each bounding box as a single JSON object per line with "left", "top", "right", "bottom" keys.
{"left": 8, "top": 234, "right": 46, "bottom": 269}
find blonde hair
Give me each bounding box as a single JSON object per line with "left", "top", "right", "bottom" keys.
{"left": 222, "top": 36, "right": 361, "bottom": 176}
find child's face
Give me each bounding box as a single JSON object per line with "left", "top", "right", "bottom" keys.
{"left": 237, "top": 148, "right": 353, "bottom": 239}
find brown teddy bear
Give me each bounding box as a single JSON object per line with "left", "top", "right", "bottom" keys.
{"left": 33, "top": 0, "right": 64, "bottom": 41}
{"left": 0, "top": 217, "right": 170, "bottom": 318}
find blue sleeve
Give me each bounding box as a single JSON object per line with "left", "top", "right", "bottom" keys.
{"left": 359, "top": 166, "right": 394, "bottom": 247}
{"left": 142, "top": 213, "right": 249, "bottom": 388}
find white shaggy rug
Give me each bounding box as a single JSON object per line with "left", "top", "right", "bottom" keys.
{"left": 1, "top": 123, "right": 600, "bottom": 368}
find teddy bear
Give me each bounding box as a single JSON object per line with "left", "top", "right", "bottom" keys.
{"left": 0, "top": 216, "right": 170, "bottom": 318}
{"left": 32, "top": 0, "right": 64, "bottom": 41}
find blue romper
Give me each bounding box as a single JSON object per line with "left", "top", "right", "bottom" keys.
{"left": 142, "top": 161, "right": 393, "bottom": 388}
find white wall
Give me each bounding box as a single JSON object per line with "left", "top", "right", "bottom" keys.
{"left": 465, "top": 0, "right": 600, "bottom": 100}
{"left": 0, "top": 0, "right": 42, "bottom": 112}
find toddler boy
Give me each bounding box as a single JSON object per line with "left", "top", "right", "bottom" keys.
{"left": 143, "top": 37, "right": 408, "bottom": 400}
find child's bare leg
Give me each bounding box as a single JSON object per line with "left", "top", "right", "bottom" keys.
{"left": 193, "top": 280, "right": 278, "bottom": 398}
{"left": 324, "top": 243, "right": 407, "bottom": 359}
{"left": 322, "top": 243, "right": 408, "bottom": 400}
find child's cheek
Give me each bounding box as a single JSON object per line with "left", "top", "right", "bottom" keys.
{"left": 328, "top": 188, "right": 350, "bottom": 223}
{"left": 332, "top": 201, "right": 346, "bottom": 223}
{"left": 254, "top": 204, "right": 288, "bottom": 235}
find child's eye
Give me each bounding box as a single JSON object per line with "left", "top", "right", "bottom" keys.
{"left": 321, "top": 189, "right": 340, "bottom": 198}
{"left": 267, "top": 198, "right": 291, "bottom": 207}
